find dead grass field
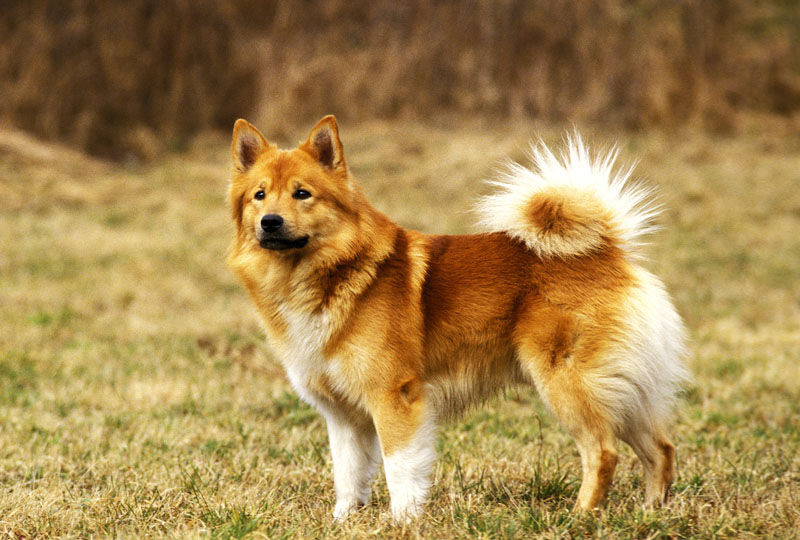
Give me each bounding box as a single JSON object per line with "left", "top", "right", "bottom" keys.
{"left": 0, "top": 119, "right": 798, "bottom": 538}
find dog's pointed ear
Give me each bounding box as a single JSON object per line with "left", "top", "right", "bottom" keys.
{"left": 301, "top": 115, "right": 347, "bottom": 175}
{"left": 232, "top": 119, "right": 273, "bottom": 173}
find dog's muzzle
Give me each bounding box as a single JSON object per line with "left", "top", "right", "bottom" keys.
{"left": 258, "top": 214, "right": 309, "bottom": 251}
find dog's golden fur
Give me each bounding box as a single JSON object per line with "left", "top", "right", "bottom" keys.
{"left": 227, "top": 116, "right": 689, "bottom": 519}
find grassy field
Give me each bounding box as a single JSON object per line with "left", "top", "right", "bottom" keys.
{"left": 1, "top": 118, "right": 798, "bottom": 539}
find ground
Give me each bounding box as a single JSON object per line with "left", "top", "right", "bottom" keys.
{"left": 0, "top": 118, "right": 798, "bottom": 538}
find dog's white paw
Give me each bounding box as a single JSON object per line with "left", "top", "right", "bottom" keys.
{"left": 390, "top": 499, "right": 424, "bottom": 523}
{"left": 333, "top": 499, "right": 363, "bottom": 521}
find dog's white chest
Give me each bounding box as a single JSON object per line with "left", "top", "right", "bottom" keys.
{"left": 275, "top": 306, "right": 336, "bottom": 406}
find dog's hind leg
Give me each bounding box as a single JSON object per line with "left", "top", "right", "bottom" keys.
{"left": 573, "top": 428, "right": 619, "bottom": 510}
{"left": 518, "top": 357, "right": 620, "bottom": 508}
{"left": 514, "top": 311, "right": 621, "bottom": 510}
{"left": 540, "top": 381, "right": 620, "bottom": 510}
{"left": 619, "top": 423, "right": 675, "bottom": 505}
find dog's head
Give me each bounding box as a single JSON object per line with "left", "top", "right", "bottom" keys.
{"left": 228, "top": 116, "right": 359, "bottom": 258}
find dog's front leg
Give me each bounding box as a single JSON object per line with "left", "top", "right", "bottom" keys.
{"left": 324, "top": 411, "right": 381, "bottom": 520}
{"left": 370, "top": 380, "right": 437, "bottom": 521}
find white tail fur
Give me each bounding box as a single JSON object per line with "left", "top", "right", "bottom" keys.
{"left": 477, "top": 133, "right": 660, "bottom": 259}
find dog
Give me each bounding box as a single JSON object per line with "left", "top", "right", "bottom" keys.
{"left": 226, "top": 116, "right": 689, "bottom": 520}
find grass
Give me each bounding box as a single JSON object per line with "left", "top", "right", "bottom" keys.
{"left": 1, "top": 117, "right": 799, "bottom": 538}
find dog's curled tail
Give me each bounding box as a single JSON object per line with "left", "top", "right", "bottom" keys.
{"left": 476, "top": 134, "right": 659, "bottom": 259}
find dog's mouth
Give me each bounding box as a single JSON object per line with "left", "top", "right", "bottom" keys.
{"left": 259, "top": 235, "right": 310, "bottom": 251}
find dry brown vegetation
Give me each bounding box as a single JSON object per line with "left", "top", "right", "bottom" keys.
{"left": 250, "top": 0, "right": 800, "bottom": 128}
{"left": 2, "top": 1, "right": 800, "bottom": 158}
{"left": 0, "top": 0, "right": 258, "bottom": 159}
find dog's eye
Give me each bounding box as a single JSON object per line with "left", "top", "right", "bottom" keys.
{"left": 293, "top": 189, "right": 312, "bottom": 200}
{"left": 254, "top": 190, "right": 265, "bottom": 200}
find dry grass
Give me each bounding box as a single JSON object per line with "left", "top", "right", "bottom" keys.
{"left": 1, "top": 118, "right": 799, "bottom": 538}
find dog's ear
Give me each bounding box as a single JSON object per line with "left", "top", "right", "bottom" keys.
{"left": 232, "top": 119, "right": 273, "bottom": 173}
{"left": 301, "top": 115, "right": 347, "bottom": 175}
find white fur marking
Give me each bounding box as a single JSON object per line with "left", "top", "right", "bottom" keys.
{"left": 325, "top": 412, "right": 381, "bottom": 520}
{"left": 566, "top": 267, "right": 690, "bottom": 434}
{"left": 274, "top": 304, "right": 333, "bottom": 407}
{"left": 612, "top": 268, "right": 691, "bottom": 427}
{"left": 383, "top": 413, "right": 437, "bottom": 520}
{"left": 271, "top": 303, "right": 380, "bottom": 519}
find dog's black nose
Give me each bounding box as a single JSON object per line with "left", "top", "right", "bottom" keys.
{"left": 261, "top": 214, "right": 284, "bottom": 232}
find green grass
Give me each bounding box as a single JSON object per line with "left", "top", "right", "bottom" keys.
{"left": 1, "top": 118, "right": 799, "bottom": 538}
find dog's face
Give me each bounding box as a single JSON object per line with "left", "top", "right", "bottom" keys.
{"left": 229, "top": 116, "right": 358, "bottom": 257}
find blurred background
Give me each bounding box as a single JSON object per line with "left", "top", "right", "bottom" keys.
{"left": 2, "top": 0, "right": 799, "bottom": 159}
